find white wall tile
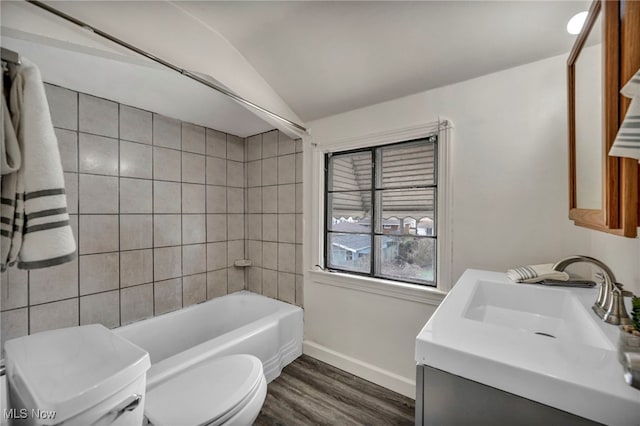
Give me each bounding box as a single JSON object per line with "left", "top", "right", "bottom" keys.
{"left": 120, "top": 105, "right": 152, "bottom": 144}
{"left": 120, "top": 215, "right": 153, "bottom": 250}
{"left": 153, "top": 147, "right": 181, "bottom": 182}
{"left": 153, "top": 114, "right": 181, "bottom": 149}
{"left": 80, "top": 291, "right": 120, "bottom": 328}
{"left": 154, "top": 181, "right": 181, "bottom": 213}
{"left": 247, "top": 134, "right": 262, "bottom": 161}
{"left": 121, "top": 284, "right": 153, "bottom": 325}
{"left": 1, "top": 267, "right": 28, "bottom": 311}
{"left": 1, "top": 308, "right": 28, "bottom": 356}
{"left": 45, "top": 84, "right": 77, "bottom": 130}
{"left": 183, "top": 214, "right": 206, "bottom": 245}
{"left": 227, "top": 135, "right": 244, "bottom": 162}
{"left": 79, "top": 174, "right": 118, "bottom": 213}
{"left": 120, "top": 141, "right": 152, "bottom": 179}
{"left": 206, "top": 269, "right": 227, "bottom": 298}
{"left": 206, "top": 157, "right": 227, "bottom": 186}
{"left": 79, "top": 94, "right": 118, "bottom": 138}
{"left": 183, "top": 274, "right": 206, "bottom": 306}
{"left": 79, "top": 215, "right": 118, "bottom": 254}
{"left": 79, "top": 252, "right": 119, "bottom": 295}
{"left": 121, "top": 249, "right": 153, "bottom": 287}
{"left": 183, "top": 244, "right": 206, "bottom": 275}
{"left": 182, "top": 152, "right": 206, "bottom": 184}
{"left": 154, "top": 278, "right": 182, "bottom": 315}
{"left": 154, "top": 214, "right": 182, "bottom": 247}
{"left": 79, "top": 133, "right": 119, "bottom": 176}
{"left": 278, "top": 272, "right": 295, "bottom": 303}
{"left": 262, "top": 131, "right": 278, "bottom": 158}
{"left": 206, "top": 129, "right": 226, "bottom": 158}
{"left": 182, "top": 123, "right": 205, "bottom": 154}
{"left": 30, "top": 257, "right": 78, "bottom": 304}
{"left": 30, "top": 299, "right": 79, "bottom": 334}
{"left": 120, "top": 178, "right": 152, "bottom": 214}
{"left": 154, "top": 246, "right": 182, "bottom": 281}
{"left": 56, "top": 128, "right": 78, "bottom": 172}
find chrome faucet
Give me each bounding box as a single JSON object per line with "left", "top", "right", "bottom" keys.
{"left": 553, "top": 255, "right": 631, "bottom": 326}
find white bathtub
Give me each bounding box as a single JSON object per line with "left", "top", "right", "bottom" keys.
{"left": 114, "top": 291, "right": 303, "bottom": 390}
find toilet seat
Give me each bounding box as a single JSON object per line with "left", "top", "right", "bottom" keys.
{"left": 144, "top": 354, "right": 267, "bottom": 426}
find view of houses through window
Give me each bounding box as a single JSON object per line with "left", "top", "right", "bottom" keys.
{"left": 325, "top": 136, "right": 437, "bottom": 286}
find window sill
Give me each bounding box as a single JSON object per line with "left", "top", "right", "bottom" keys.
{"left": 308, "top": 269, "right": 447, "bottom": 306}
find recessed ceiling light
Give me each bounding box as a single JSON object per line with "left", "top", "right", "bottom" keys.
{"left": 567, "top": 11, "right": 589, "bottom": 35}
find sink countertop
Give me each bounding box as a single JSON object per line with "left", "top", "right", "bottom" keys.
{"left": 415, "top": 269, "right": 640, "bottom": 425}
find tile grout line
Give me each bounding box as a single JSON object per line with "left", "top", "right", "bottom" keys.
{"left": 225, "top": 133, "right": 229, "bottom": 296}
{"left": 260, "top": 135, "right": 263, "bottom": 295}
{"left": 179, "top": 124, "right": 182, "bottom": 310}
{"left": 244, "top": 135, "right": 248, "bottom": 293}
{"left": 293, "top": 141, "right": 297, "bottom": 304}
{"left": 276, "top": 132, "right": 280, "bottom": 301}
{"left": 180, "top": 124, "right": 184, "bottom": 310}
{"left": 75, "top": 90, "right": 80, "bottom": 330}
{"left": 151, "top": 114, "right": 156, "bottom": 319}
{"left": 204, "top": 130, "right": 208, "bottom": 301}
{"left": 117, "top": 102, "right": 121, "bottom": 328}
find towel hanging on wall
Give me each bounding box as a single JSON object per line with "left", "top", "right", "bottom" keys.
{"left": 0, "top": 56, "right": 76, "bottom": 271}
{"left": 609, "top": 67, "right": 640, "bottom": 160}
{"left": 1, "top": 94, "right": 21, "bottom": 266}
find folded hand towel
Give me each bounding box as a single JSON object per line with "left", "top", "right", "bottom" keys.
{"left": 1, "top": 58, "right": 76, "bottom": 271}
{"left": 506, "top": 264, "right": 570, "bottom": 283}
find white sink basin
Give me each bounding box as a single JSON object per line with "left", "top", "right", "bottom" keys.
{"left": 464, "top": 280, "right": 612, "bottom": 350}
{"left": 416, "top": 269, "right": 639, "bottom": 425}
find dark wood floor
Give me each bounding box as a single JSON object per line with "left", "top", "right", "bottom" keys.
{"left": 254, "top": 355, "right": 415, "bottom": 426}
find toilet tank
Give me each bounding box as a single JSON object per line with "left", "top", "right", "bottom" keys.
{"left": 4, "top": 324, "right": 150, "bottom": 426}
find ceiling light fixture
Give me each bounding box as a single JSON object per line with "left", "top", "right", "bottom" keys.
{"left": 567, "top": 11, "right": 589, "bottom": 35}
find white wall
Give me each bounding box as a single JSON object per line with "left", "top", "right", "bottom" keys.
{"left": 303, "top": 273, "right": 441, "bottom": 398}
{"left": 589, "top": 232, "right": 640, "bottom": 294}
{"left": 302, "top": 52, "right": 637, "bottom": 399}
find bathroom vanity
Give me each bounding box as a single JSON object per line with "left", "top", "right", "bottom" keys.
{"left": 415, "top": 269, "right": 639, "bottom": 425}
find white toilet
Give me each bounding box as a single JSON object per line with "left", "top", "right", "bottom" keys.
{"left": 3, "top": 325, "right": 267, "bottom": 426}
{"left": 143, "top": 355, "right": 267, "bottom": 426}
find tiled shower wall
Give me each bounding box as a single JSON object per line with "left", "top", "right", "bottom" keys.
{"left": 245, "top": 131, "right": 303, "bottom": 306}
{"left": 0, "top": 83, "right": 275, "bottom": 350}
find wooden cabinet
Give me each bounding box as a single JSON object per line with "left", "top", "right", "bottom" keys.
{"left": 568, "top": 0, "right": 640, "bottom": 237}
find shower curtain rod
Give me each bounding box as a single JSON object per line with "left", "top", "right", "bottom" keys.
{"left": 25, "top": 0, "right": 308, "bottom": 134}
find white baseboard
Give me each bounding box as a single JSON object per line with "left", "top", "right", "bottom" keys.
{"left": 303, "top": 340, "right": 416, "bottom": 399}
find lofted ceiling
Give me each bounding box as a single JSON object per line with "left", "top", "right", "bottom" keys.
{"left": 176, "top": 0, "right": 590, "bottom": 121}
{"left": 4, "top": 1, "right": 591, "bottom": 127}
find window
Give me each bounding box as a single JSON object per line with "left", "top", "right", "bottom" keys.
{"left": 325, "top": 136, "right": 437, "bottom": 286}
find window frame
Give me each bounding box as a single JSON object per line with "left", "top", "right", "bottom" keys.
{"left": 323, "top": 135, "right": 438, "bottom": 287}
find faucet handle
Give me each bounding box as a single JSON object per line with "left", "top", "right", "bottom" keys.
{"left": 615, "top": 283, "right": 634, "bottom": 298}
{"left": 604, "top": 283, "right": 632, "bottom": 326}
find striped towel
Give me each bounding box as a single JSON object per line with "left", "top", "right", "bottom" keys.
{"left": 1, "top": 58, "right": 75, "bottom": 271}
{"left": 506, "top": 264, "right": 570, "bottom": 284}
{"left": 1, "top": 94, "right": 21, "bottom": 265}
{"left": 609, "top": 67, "right": 640, "bottom": 159}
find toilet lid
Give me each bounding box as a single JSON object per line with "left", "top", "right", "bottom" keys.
{"left": 144, "top": 354, "right": 264, "bottom": 426}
